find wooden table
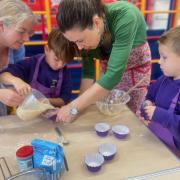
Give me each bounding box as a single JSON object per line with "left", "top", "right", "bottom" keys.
{"left": 0, "top": 106, "right": 179, "bottom": 180}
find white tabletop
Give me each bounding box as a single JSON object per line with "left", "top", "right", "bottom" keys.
{"left": 0, "top": 105, "right": 179, "bottom": 180}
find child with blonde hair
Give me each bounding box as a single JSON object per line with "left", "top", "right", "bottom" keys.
{"left": 141, "top": 26, "right": 180, "bottom": 157}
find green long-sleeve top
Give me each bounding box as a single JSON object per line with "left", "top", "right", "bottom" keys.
{"left": 82, "top": 1, "right": 147, "bottom": 90}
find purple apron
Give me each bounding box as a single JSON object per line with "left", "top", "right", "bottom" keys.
{"left": 30, "top": 55, "right": 63, "bottom": 98}
{"left": 149, "top": 90, "right": 180, "bottom": 158}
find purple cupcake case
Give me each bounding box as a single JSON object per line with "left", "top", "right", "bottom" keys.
{"left": 85, "top": 153, "right": 104, "bottom": 172}
{"left": 95, "top": 122, "right": 110, "bottom": 137}
{"left": 99, "top": 143, "right": 117, "bottom": 160}
{"left": 112, "top": 125, "right": 130, "bottom": 139}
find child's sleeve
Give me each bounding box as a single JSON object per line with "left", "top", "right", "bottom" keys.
{"left": 2, "top": 59, "right": 31, "bottom": 82}
{"left": 141, "top": 76, "right": 166, "bottom": 119}
{"left": 145, "top": 76, "right": 166, "bottom": 102}
{"left": 59, "top": 68, "right": 72, "bottom": 104}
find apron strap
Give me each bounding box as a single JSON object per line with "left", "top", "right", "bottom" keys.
{"left": 54, "top": 69, "right": 63, "bottom": 97}
{"left": 32, "top": 55, "right": 45, "bottom": 82}
{"left": 169, "top": 89, "right": 180, "bottom": 111}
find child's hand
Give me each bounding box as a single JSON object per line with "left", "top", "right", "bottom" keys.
{"left": 144, "top": 105, "right": 156, "bottom": 120}
{"left": 143, "top": 100, "right": 153, "bottom": 107}
{"left": 139, "top": 116, "right": 151, "bottom": 126}
{"left": 13, "top": 77, "right": 31, "bottom": 96}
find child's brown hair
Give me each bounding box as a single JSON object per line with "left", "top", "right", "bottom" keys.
{"left": 47, "top": 28, "right": 77, "bottom": 63}
{"left": 158, "top": 26, "right": 180, "bottom": 56}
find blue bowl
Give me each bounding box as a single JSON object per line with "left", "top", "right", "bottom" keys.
{"left": 112, "top": 125, "right": 129, "bottom": 139}
{"left": 95, "top": 123, "right": 110, "bottom": 137}
{"left": 85, "top": 153, "right": 104, "bottom": 172}
{"left": 99, "top": 143, "right": 117, "bottom": 161}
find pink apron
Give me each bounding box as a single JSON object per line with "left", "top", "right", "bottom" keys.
{"left": 100, "top": 42, "right": 151, "bottom": 113}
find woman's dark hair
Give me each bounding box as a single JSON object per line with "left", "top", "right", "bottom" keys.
{"left": 56, "top": 0, "right": 105, "bottom": 33}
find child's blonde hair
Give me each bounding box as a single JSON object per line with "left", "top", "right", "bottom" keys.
{"left": 0, "top": 0, "right": 35, "bottom": 27}
{"left": 47, "top": 28, "right": 77, "bottom": 63}
{"left": 158, "top": 26, "right": 180, "bottom": 56}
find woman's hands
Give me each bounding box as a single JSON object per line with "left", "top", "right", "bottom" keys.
{"left": 0, "top": 89, "right": 24, "bottom": 107}
{"left": 12, "top": 77, "right": 31, "bottom": 96}
{"left": 56, "top": 104, "right": 77, "bottom": 123}
{"left": 56, "top": 82, "right": 109, "bottom": 123}
{"left": 0, "top": 72, "right": 31, "bottom": 96}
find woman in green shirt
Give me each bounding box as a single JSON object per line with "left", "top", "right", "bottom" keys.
{"left": 55, "top": 0, "right": 151, "bottom": 122}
